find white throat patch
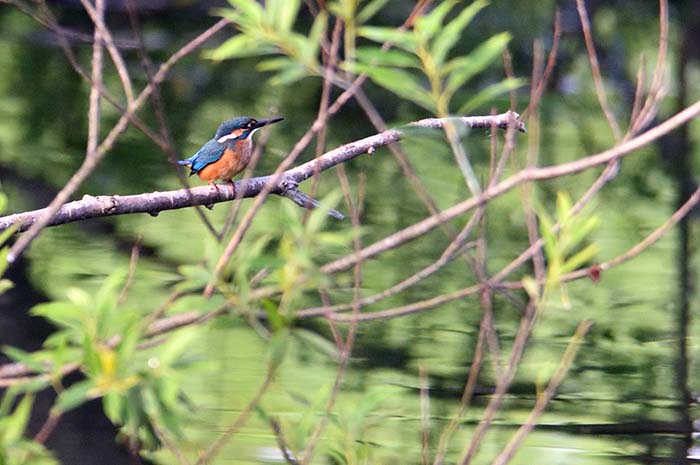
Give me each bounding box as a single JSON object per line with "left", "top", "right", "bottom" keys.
{"left": 217, "top": 133, "right": 239, "bottom": 143}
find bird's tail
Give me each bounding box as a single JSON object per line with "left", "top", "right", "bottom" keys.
{"left": 177, "top": 159, "right": 191, "bottom": 166}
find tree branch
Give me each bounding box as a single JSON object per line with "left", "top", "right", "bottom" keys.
{"left": 0, "top": 113, "right": 523, "bottom": 234}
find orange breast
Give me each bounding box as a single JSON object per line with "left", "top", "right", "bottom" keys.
{"left": 197, "top": 140, "right": 252, "bottom": 182}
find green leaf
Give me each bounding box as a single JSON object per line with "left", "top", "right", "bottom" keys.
{"left": 444, "top": 32, "right": 511, "bottom": 96}
{"left": 270, "top": 63, "right": 309, "bottom": 86}
{"left": 2, "top": 346, "right": 45, "bottom": 373}
{"left": 556, "top": 191, "right": 573, "bottom": 224}
{"left": 267, "top": 329, "right": 290, "bottom": 370}
{"left": 521, "top": 275, "right": 540, "bottom": 301}
{"left": 305, "top": 190, "right": 343, "bottom": 235}
{"left": 150, "top": 381, "right": 184, "bottom": 439}
{"left": 561, "top": 243, "right": 599, "bottom": 274}
{"left": 358, "top": 26, "right": 418, "bottom": 52}
{"left": 537, "top": 206, "right": 557, "bottom": 262}
{"left": 357, "top": 0, "right": 391, "bottom": 24}
{"left": 31, "top": 302, "right": 84, "bottom": 332}
{"left": 414, "top": 0, "right": 457, "bottom": 40}
{"left": 0, "top": 218, "right": 21, "bottom": 247}
{"left": 95, "top": 269, "right": 128, "bottom": 332}
{"left": 55, "top": 380, "right": 94, "bottom": 413}
{"left": 156, "top": 327, "right": 198, "bottom": 366}
{"left": 115, "top": 319, "right": 142, "bottom": 364}
{"left": 0, "top": 279, "right": 13, "bottom": 295}
{"left": 355, "top": 46, "right": 422, "bottom": 68}
{"left": 308, "top": 11, "right": 328, "bottom": 55}
{"left": 103, "top": 391, "right": 123, "bottom": 423}
{"left": 176, "top": 264, "right": 212, "bottom": 293}
{"left": 432, "top": 0, "right": 489, "bottom": 66}
{"left": 262, "top": 299, "right": 285, "bottom": 331}
{"left": 456, "top": 77, "right": 525, "bottom": 114}
{"left": 268, "top": 0, "right": 300, "bottom": 32}
{"left": 294, "top": 329, "right": 340, "bottom": 361}
{"left": 3, "top": 394, "right": 33, "bottom": 444}
{"left": 226, "top": 0, "right": 264, "bottom": 24}
{"left": 564, "top": 216, "right": 600, "bottom": 255}
{"left": 82, "top": 333, "right": 101, "bottom": 376}
{"left": 205, "top": 35, "right": 275, "bottom": 61}
{"left": 258, "top": 56, "right": 295, "bottom": 71}
{"left": 351, "top": 64, "right": 435, "bottom": 111}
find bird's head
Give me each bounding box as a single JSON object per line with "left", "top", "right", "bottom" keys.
{"left": 215, "top": 116, "right": 284, "bottom": 143}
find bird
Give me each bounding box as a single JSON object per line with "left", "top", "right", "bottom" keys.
{"left": 178, "top": 116, "right": 284, "bottom": 184}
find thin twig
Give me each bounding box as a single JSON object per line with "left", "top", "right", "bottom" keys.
{"left": 575, "top": 0, "right": 621, "bottom": 141}
{"left": 270, "top": 418, "right": 300, "bottom": 465}
{"left": 490, "top": 320, "right": 593, "bottom": 465}
{"left": 34, "top": 410, "right": 61, "bottom": 444}
{"left": 194, "top": 370, "right": 275, "bottom": 465}
{"left": 432, "top": 312, "right": 488, "bottom": 465}
{"left": 79, "top": 0, "right": 135, "bottom": 104}
{"left": 458, "top": 300, "right": 538, "bottom": 465}
{"left": 420, "top": 365, "right": 431, "bottom": 465}
{"left": 117, "top": 239, "right": 141, "bottom": 305}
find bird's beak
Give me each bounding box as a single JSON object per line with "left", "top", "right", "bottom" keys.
{"left": 252, "top": 116, "right": 284, "bottom": 129}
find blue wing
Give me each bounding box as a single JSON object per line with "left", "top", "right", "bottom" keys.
{"left": 178, "top": 139, "right": 226, "bottom": 175}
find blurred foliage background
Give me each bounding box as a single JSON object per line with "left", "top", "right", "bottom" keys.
{"left": 0, "top": 0, "right": 699, "bottom": 464}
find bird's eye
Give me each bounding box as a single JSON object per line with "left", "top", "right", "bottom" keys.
{"left": 248, "top": 120, "right": 257, "bottom": 128}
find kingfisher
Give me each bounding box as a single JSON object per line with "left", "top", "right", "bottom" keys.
{"left": 178, "top": 116, "right": 284, "bottom": 183}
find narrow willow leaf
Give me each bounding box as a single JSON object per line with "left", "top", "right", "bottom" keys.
{"left": 357, "top": 0, "right": 392, "bottom": 24}
{"left": 561, "top": 243, "right": 599, "bottom": 274}
{"left": 306, "top": 190, "right": 343, "bottom": 234}
{"left": 0, "top": 214, "right": 20, "bottom": 246}
{"left": 294, "top": 329, "right": 340, "bottom": 361}
{"left": 556, "top": 191, "right": 574, "bottom": 225}
{"left": 227, "top": 0, "right": 264, "bottom": 24}
{"left": 537, "top": 207, "right": 557, "bottom": 263}
{"left": 95, "top": 268, "right": 127, "bottom": 317}
{"left": 457, "top": 77, "right": 525, "bottom": 114}
{"left": 564, "top": 216, "right": 600, "bottom": 255}
{"left": 205, "top": 35, "right": 274, "bottom": 61}
{"left": 4, "top": 394, "right": 33, "bottom": 443}
{"left": 269, "top": 0, "right": 300, "bottom": 32}
{"left": 157, "top": 328, "right": 198, "bottom": 366}
{"left": 270, "top": 64, "right": 309, "bottom": 86}
{"left": 444, "top": 32, "right": 511, "bottom": 96}
{"left": 3, "top": 346, "right": 45, "bottom": 373}
{"left": 432, "top": 0, "right": 490, "bottom": 66}
{"left": 103, "top": 391, "right": 123, "bottom": 423}
{"left": 308, "top": 11, "right": 328, "bottom": 58}
{"left": 522, "top": 275, "right": 540, "bottom": 301}
{"left": 30, "top": 302, "right": 84, "bottom": 331}
{"left": 258, "top": 56, "right": 296, "bottom": 71}
{"left": 415, "top": 0, "right": 457, "bottom": 40}
{"left": 288, "top": 33, "right": 319, "bottom": 67}
{"left": 55, "top": 380, "right": 94, "bottom": 412}
{"left": 0, "top": 278, "right": 12, "bottom": 294}
{"left": 358, "top": 26, "right": 418, "bottom": 52}
{"left": 267, "top": 329, "right": 290, "bottom": 370}
{"left": 352, "top": 64, "right": 435, "bottom": 111}
{"left": 356, "top": 46, "right": 422, "bottom": 68}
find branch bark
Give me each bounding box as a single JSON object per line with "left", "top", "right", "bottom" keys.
{"left": 0, "top": 113, "right": 524, "bottom": 234}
